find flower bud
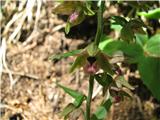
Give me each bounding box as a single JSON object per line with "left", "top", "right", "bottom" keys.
{"left": 113, "top": 96, "right": 121, "bottom": 103}
{"left": 83, "top": 57, "right": 99, "bottom": 75}
{"left": 69, "top": 11, "right": 79, "bottom": 23}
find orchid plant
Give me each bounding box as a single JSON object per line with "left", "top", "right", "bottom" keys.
{"left": 50, "top": 1, "right": 160, "bottom": 120}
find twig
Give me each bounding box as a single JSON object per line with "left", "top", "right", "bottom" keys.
{"left": 1, "top": 38, "right": 14, "bottom": 89}
{"left": 2, "top": 69, "right": 39, "bottom": 80}
{"left": 10, "top": 41, "right": 37, "bottom": 57}
{"left": 52, "top": 23, "right": 66, "bottom": 32}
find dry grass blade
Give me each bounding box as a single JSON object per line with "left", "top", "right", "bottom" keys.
{"left": 0, "top": 38, "right": 14, "bottom": 89}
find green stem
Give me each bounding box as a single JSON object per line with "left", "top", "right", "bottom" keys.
{"left": 95, "top": 1, "right": 105, "bottom": 46}
{"left": 86, "top": 75, "right": 94, "bottom": 120}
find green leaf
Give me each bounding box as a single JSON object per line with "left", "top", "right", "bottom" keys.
{"left": 135, "top": 33, "right": 148, "bottom": 47}
{"left": 49, "top": 49, "right": 82, "bottom": 61}
{"left": 69, "top": 54, "right": 87, "bottom": 73}
{"left": 100, "top": 40, "right": 143, "bottom": 63}
{"left": 121, "top": 25, "right": 134, "bottom": 42}
{"left": 96, "top": 53, "right": 114, "bottom": 75}
{"left": 111, "top": 16, "right": 128, "bottom": 26}
{"left": 137, "top": 8, "right": 160, "bottom": 19}
{"left": 57, "top": 83, "right": 86, "bottom": 107}
{"left": 115, "top": 76, "right": 134, "bottom": 90}
{"left": 111, "top": 24, "right": 122, "bottom": 32}
{"left": 65, "top": 22, "right": 71, "bottom": 34}
{"left": 95, "top": 73, "right": 113, "bottom": 87}
{"left": 128, "top": 19, "right": 146, "bottom": 28}
{"left": 98, "top": 35, "right": 113, "bottom": 50}
{"left": 86, "top": 42, "right": 99, "bottom": 56}
{"left": 53, "top": 1, "right": 82, "bottom": 15}
{"left": 144, "top": 34, "right": 160, "bottom": 58}
{"left": 138, "top": 56, "right": 160, "bottom": 101}
{"left": 91, "top": 99, "right": 112, "bottom": 120}
{"left": 60, "top": 103, "right": 76, "bottom": 117}
{"left": 84, "top": 1, "right": 95, "bottom": 16}
{"left": 67, "top": 108, "right": 83, "bottom": 120}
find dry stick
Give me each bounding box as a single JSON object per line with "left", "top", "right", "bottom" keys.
{"left": 2, "top": 70, "right": 39, "bottom": 80}
{"left": 10, "top": 41, "right": 37, "bottom": 57}
{"left": 1, "top": 38, "right": 14, "bottom": 89}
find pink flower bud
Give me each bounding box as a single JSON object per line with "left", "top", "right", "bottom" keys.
{"left": 69, "top": 11, "right": 79, "bottom": 23}
{"left": 83, "top": 62, "right": 99, "bottom": 75}
{"left": 113, "top": 96, "right": 121, "bottom": 103}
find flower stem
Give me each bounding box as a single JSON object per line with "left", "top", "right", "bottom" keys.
{"left": 95, "top": 1, "right": 105, "bottom": 46}
{"left": 86, "top": 75, "right": 94, "bottom": 120}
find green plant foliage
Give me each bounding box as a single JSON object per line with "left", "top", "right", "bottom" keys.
{"left": 137, "top": 8, "right": 160, "bottom": 19}
{"left": 111, "top": 16, "right": 128, "bottom": 26}
{"left": 111, "top": 17, "right": 146, "bottom": 42}
{"left": 94, "top": 73, "right": 113, "bottom": 87}
{"left": 86, "top": 42, "right": 99, "bottom": 56}
{"left": 84, "top": 1, "right": 95, "bottom": 16}
{"left": 99, "top": 39, "right": 143, "bottom": 63}
{"left": 49, "top": 49, "right": 82, "bottom": 61}
{"left": 57, "top": 83, "right": 86, "bottom": 107}
{"left": 65, "top": 22, "right": 71, "bottom": 34}
{"left": 115, "top": 76, "right": 134, "bottom": 90}
{"left": 121, "top": 24, "right": 134, "bottom": 42}
{"left": 50, "top": 1, "right": 160, "bottom": 119}
{"left": 138, "top": 56, "right": 160, "bottom": 101}
{"left": 69, "top": 54, "right": 87, "bottom": 73}
{"left": 96, "top": 53, "right": 114, "bottom": 74}
{"left": 144, "top": 34, "right": 160, "bottom": 58}
{"left": 60, "top": 103, "right": 77, "bottom": 118}
{"left": 53, "top": 1, "right": 82, "bottom": 15}
{"left": 53, "top": 1, "right": 95, "bottom": 34}
{"left": 91, "top": 99, "right": 112, "bottom": 120}
{"left": 135, "top": 33, "right": 148, "bottom": 47}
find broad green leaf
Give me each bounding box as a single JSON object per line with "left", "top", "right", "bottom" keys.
{"left": 135, "top": 33, "right": 148, "bottom": 47}
{"left": 115, "top": 76, "right": 134, "bottom": 90}
{"left": 144, "top": 34, "right": 160, "bottom": 58}
{"left": 57, "top": 83, "right": 86, "bottom": 107}
{"left": 69, "top": 54, "right": 87, "bottom": 73}
{"left": 91, "top": 99, "right": 112, "bottom": 120}
{"left": 111, "top": 24, "right": 122, "bottom": 32}
{"left": 60, "top": 103, "right": 76, "bottom": 117}
{"left": 100, "top": 40, "right": 143, "bottom": 63}
{"left": 98, "top": 35, "right": 113, "bottom": 50}
{"left": 96, "top": 53, "right": 114, "bottom": 75}
{"left": 49, "top": 49, "right": 82, "bottom": 61}
{"left": 99, "top": 40, "right": 123, "bottom": 56}
{"left": 138, "top": 56, "right": 160, "bottom": 101}
{"left": 121, "top": 25, "right": 134, "bottom": 42}
{"left": 137, "top": 8, "right": 160, "bottom": 19}
{"left": 111, "top": 16, "right": 128, "bottom": 26}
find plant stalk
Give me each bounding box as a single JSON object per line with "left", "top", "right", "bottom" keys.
{"left": 86, "top": 75, "right": 94, "bottom": 120}
{"left": 95, "top": 1, "right": 105, "bottom": 46}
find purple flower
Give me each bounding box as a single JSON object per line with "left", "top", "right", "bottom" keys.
{"left": 69, "top": 11, "right": 79, "bottom": 23}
